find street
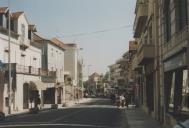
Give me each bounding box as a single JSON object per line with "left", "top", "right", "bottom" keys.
{"left": 0, "top": 98, "right": 129, "bottom": 128}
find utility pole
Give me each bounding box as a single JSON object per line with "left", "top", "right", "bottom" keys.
{"left": 76, "top": 48, "right": 83, "bottom": 99}
{"left": 8, "top": 0, "right": 12, "bottom": 114}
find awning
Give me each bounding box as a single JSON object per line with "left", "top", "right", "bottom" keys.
{"left": 29, "top": 81, "right": 46, "bottom": 90}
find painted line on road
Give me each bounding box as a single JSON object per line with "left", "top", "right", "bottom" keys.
{"left": 0, "top": 123, "right": 116, "bottom": 128}
{"left": 50, "top": 109, "right": 85, "bottom": 123}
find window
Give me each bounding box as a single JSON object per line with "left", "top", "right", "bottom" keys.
{"left": 181, "top": 70, "right": 189, "bottom": 111}
{"left": 10, "top": 20, "right": 14, "bottom": 31}
{"left": 164, "top": 0, "right": 171, "bottom": 42}
{"left": 21, "top": 24, "right": 25, "bottom": 43}
{"left": 28, "top": 30, "right": 32, "bottom": 40}
{"left": 175, "top": 0, "right": 188, "bottom": 31}
{"left": 51, "top": 48, "right": 53, "bottom": 57}
{"left": 148, "top": 26, "right": 152, "bottom": 44}
{"left": 167, "top": 70, "right": 189, "bottom": 114}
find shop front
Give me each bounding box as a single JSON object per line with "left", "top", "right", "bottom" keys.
{"left": 164, "top": 51, "right": 189, "bottom": 123}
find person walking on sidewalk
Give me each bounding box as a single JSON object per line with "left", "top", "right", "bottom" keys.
{"left": 116, "top": 94, "right": 120, "bottom": 108}
{"left": 120, "top": 94, "right": 125, "bottom": 108}
{"left": 75, "top": 93, "right": 79, "bottom": 104}
{"left": 124, "top": 93, "right": 129, "bottom": 108}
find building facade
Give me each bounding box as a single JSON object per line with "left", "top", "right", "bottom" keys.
{"left": 158, "top": 0, "right": 189, "bottom": 125}
{"left": 33, "top": 35, "right": 65, "bottom": 106}
{"left": 0, "top": 8, "right": 43, "bottom": 114}
{"left": 64, "top": 43, "right": 83, "bottom": 102}
{"left": 133, "top": 0, "right": 159, "bottom": 118}
{"left": 133, "top": 0, "right": 189, "bottom": 126}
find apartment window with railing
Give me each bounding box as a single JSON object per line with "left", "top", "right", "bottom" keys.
{"left": 175, "top": 0, "right": 188, "bottom": 31}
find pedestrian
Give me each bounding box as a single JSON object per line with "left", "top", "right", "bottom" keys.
{"left": 119, "top": 94, "right": 125, "bottom": 108}
{"left": 34, "top": 94, "right": 41, "bottom": 109}
{"left": 124, "top": 94, "right": 129, "bottom": 108}
{"left": 76, "top": 93, "right": 79, "bottom": 103}
{"left": 116, "top": 94, "right": 120, "bottom": 108}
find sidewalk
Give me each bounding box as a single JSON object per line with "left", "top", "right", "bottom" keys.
{"left": 62, "top": 98, "right": 92, "bottom": 107}
{"left": 125, "top": 108, "right": 164, "bottom": 128}
{"left": 6, "top": 98, "right": 91, "bottom": 117}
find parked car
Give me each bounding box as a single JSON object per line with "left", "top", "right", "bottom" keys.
{"left": 174, "top": 119, "right": 189, "bottom": 128}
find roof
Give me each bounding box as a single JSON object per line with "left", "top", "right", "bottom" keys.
{"left": 90, "top": 72, "right": 100, "bottom": 77}
{"left": 116, "top": 58, "right": 128, "bottom": 64}
{"left": 51, "top": 38, "right": 67, "bottom": 50}
{"left": 52, "top": 38, "right": 78, "bottom": 49}
{"left": 0, "top": 7, "right": 8, "bottom": 13}
{"left": 33, "top": 33, "right": 44, "bottom": 42}
{"left": 11, "top": 11, "right": 30, "bottom": 24}
{"left": 34, "top": 34, "right": 77, "bottom": 51}
{"left": 11, "top": 11, "right": 24, "bottom": 19}
{"left": 29, "top": 25, "right": 37, "bottom": 32}
{"left": 65, "top": 43, "right": 77, "bottom": 48}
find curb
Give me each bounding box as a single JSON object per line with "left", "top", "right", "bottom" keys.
{"left": 5, "top": 98, "right": 92, "bottom": 118}
{"left": 5, "top": 108, "right": 52, "bottom": 118}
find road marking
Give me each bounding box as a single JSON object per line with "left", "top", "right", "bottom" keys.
{"left": 50, "top": 109, "right": 85, "bottom": 123}
{"left": 0, "top": 123, "right": 116, "bottom": 128}
{"left": 69, "top": 105, "right": 117, "bottom": 109}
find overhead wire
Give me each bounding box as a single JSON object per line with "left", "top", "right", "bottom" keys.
{"left": 56, "top": 24, "right": 133, "bottom": 38}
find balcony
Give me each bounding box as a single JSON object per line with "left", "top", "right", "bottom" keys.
{"left": 20, "top": 38, "right": 30, "bottom": 50}
{"left": 137, "top": 40, "right": 155, "bottom": 65}
{"left": 133, "top": 1, "right": 148, "bottom": 38}
{"left": 41, "top": 69, "right": 57, "bottom": 83}
{"left": 4, "top": 63, "right": 40, "bottom": 76}
{"left": 0, "top": 26, "right": 19, "bottom": 39}
{"left": 163, "top": 25, "right": 188, "bottom": 59}
{"left": 131, "top": 54, "right": 140, "bottom": 71}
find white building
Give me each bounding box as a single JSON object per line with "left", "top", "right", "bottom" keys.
{"left": 33, "top": 36, "right": 65, "bottom": 106}
{"left": 0, "top": 8, "right": 42, "bottom": 115}
{"left": 63, "top": 43, "right": 84, "bottom": 102}
{"left": 64, "top": 44, "right": 78, "bottom": 86}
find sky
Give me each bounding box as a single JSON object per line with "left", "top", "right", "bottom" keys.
{"left": 0, "top": 0, "right": 136, "bottom": 76}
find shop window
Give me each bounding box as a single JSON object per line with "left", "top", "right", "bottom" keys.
{"left": 168, "top": 72, "right": 175, "bottom": 109}
{"left": 181, "top": 70, "right": 189, "bottom": 111}
{"left": 168, "top": 70, "right": 189, "bottom": 114}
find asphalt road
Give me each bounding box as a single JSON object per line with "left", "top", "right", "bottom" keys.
{"left": 0, "top": 98, "right": 129, "bottom": 128}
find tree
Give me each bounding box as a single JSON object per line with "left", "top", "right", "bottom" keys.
{"left": 102, "top": 71, "right": 110, "bottom": 83}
